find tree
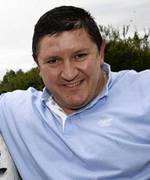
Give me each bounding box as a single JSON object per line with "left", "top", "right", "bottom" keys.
{"left": 0, "top": 68, "right": 44, "bottom": 94}
{"left": 100, "top": 25, "right": 150, "bottom": 71}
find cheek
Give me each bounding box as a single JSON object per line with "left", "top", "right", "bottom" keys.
{"left": 79, "top": 59, "right": 95, "bottom": 74}
{"left": 40, "top": 68, "right": 58, "bottom": 85}
{"left": 87, "top": 63, "right": 101, "bottom": 85}
{"left": 81, "top": 59, "right": 100, "bottom": 77}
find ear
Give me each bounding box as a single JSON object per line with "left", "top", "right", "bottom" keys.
{"left": 99, "top": 40, "right": 106, "bottom": 64}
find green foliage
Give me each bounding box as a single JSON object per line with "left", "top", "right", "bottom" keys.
{"left": 100, "top": 25, "right": 150, "bottom": 71}
{"left": 0, "top": 25, "right": 150, "bottom": 93}
{"left": 0, "top": 68, "right": 44, "bottom": 94}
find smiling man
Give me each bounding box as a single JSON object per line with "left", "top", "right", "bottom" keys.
{"left": 37, "top": 28, "right": 106, "bottom": 114}
{"left": 0, "top": 6, "right": 150, "bottom": 180}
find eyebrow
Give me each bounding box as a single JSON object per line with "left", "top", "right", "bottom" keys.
{"left": 73, "top": 48, "right": 89, "bottom": 54}
{"left": 45, "top": 55, "right": 61, "bottom": 60}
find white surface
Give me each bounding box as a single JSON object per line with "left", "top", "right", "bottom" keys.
{"left": 0, "top": 136, "right": 21, "bottom": 180}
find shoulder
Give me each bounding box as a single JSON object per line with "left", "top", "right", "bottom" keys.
{"left": 110, "top": 69, "right": 150, "bottom": 105}
{"left": 111, "top": 69, "right": 150, "bottom": 88}
{"left": 0, "top": 87, "right": 42, "bottom": 106}
{"left": 0, "top": 88, "right": 42, "bottom": 109}
{"left": 110, "top": 69, "right": 150, "bottom": 100}
{"left": 124, "top": 69, "right": 150, "bottom": 91}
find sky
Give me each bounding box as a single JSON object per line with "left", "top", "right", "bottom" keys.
{"left": 0, "top": 0, "right": 150, "bottom": 80}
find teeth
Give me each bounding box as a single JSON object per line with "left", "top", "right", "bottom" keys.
{"left": 65, "top": 81, "right": 81, "bottom": 87}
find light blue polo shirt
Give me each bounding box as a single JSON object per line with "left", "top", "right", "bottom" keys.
{"left": 0, "top": 64, "right": 150, "bottom": 180}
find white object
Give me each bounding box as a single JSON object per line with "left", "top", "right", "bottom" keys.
{"left": 0, "top": 136, "right": 21, "bottom": 180}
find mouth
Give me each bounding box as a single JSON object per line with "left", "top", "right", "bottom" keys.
{"left": 63, "top": 80, "right": 84, "bottom": 88}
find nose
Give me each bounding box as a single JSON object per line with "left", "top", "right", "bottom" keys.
{"left": 60, "top": 60, "right": 78, "bottom": 81}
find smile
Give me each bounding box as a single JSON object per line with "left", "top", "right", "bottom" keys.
{"left": 64, "top": 80, "right": 83, "bottom": 88}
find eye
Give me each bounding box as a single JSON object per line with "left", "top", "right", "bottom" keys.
{"left": 46, "top": 57, "right": 60, "bottom": 64}
{"left": 74, "top": 53, "right": 88, "bottom": 60}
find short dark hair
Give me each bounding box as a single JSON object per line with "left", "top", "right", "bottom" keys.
{"left": 32, "top": 6, "right": 102, "bottom": 62}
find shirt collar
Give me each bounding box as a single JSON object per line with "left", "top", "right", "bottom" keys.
{"left": 41, "top": 87, "right": 51, "bottom": 103}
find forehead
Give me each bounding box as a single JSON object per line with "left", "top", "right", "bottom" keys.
{"left": 38, "top": 29, "right": 96, "bottom": 55}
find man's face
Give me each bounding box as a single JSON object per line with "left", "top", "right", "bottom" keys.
{"left": 37, "top": 29, "right": 105, "bottom": 114}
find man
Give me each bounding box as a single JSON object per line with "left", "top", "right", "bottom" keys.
{"left": 0, "top": 5, "right": 150, "bottom": 180}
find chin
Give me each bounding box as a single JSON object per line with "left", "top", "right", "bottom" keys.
{"left": 67, "top": 99, "right": 89, "bottom": 110}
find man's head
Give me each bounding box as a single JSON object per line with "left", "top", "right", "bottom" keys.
{"left": 32, "top": 6, "right": 106, "bottom": 114}
{"left": 32, "top": 6, "right": 103, "bottom": 61}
